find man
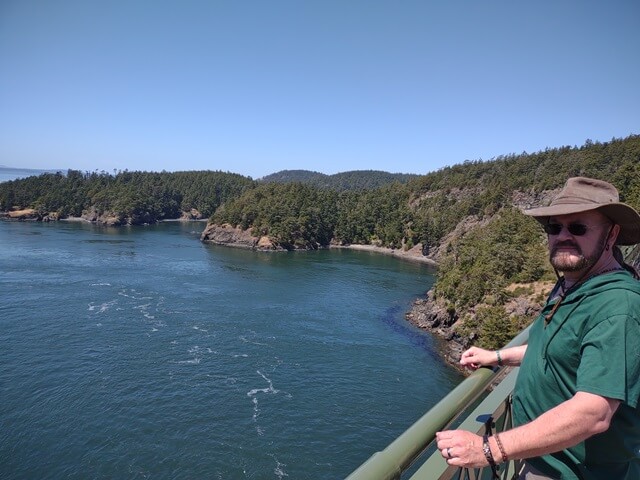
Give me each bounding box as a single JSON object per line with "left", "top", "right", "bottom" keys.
{"left": 435, "top": 177, "right": 640, "bottom": 479}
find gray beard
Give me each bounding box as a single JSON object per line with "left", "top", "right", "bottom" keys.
{"left": 549, "top": 234, "right": 608, "bottom": 273}
{"left": 550, "top": 250, "right": 593, "bottom": 272}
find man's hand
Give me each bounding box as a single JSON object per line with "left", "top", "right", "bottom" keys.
{"left": 435, "top": 430, "right": 488, "bottom": 467}
{"left": 460, "top": 346, "right": 497, "bottom": 369}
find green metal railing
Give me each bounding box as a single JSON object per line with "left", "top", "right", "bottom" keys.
{"left": 346, "top": 327, "right": 530, "bottom": 480}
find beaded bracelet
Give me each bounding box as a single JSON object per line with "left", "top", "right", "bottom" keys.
{"left": 496, "top": 349, "right": 503, "bottom": 366}
{"left": 494, "top": 433, "right": 508, "bottom": 463}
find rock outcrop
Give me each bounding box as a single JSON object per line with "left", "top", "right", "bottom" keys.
{"left": 406, "top": 284, "right": 549, "bottom": 371}
{"left": 200, "top": 223, "right": 282, "bottom": 250}
{"left": 180, "top": 209, "right": 205, "bottom": 220}
{"left": 0, "top": 209, "right": 59, "bottom": 222}
{"left": 405, "top": 290, "right": 466, "bottom": 367}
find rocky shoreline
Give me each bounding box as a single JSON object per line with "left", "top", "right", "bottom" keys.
{"left": 199, "top": 222, "right": 439, "bottom": 265}
{"left": 405, "top": 283, "right": 549, "bottom": 372}
{"left": 0, "top": 208, "right": 208, "bottom": 226}
{"left": 404, "top": 290, "right": 467, "bottom": 369}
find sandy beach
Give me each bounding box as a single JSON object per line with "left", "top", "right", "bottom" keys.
{"left": 330, "top": 243, "right": 437, "bottom": 267}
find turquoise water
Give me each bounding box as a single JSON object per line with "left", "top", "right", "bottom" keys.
{"left": 0, "top": 221, "right": 461, "bottom": 479}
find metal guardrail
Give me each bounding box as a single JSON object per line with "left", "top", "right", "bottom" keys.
{"left": 346, "top": 326, "right": 530, "bottom": 480}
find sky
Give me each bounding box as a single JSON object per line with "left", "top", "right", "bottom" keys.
{"left": 1, "top": 1, "right": 639, "bottom": 180}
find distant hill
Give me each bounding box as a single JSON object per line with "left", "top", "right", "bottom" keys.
{"left": 259, "top": 169, "right": 419, "bottom": 190}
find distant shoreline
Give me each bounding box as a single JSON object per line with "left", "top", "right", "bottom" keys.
{"left": 10, "top": 213, "right": 438, "bottom": 267}
{"left": 58, "top": 216, "right": 209, "bottom": 223}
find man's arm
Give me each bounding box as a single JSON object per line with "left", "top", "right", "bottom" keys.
{"left": 460, "top": 345, "right": 527, "bottom": 369}
{"left": 436, "top": 391, "right": 620, "bottom": 467}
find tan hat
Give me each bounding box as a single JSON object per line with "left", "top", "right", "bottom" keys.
{"left": 524, "top": 177, "right": 640, "bottom": 245}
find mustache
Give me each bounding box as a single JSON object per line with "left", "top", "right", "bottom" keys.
{"left": 551, "top": 240, "right": 582, "bottom": 255}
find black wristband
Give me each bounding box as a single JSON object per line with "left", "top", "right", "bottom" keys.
{"left": 482, "top": 434, "right": 497, "bottom": 467}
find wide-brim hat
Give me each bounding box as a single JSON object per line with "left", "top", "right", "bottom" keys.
{"left": 524, "top": 176, "right": 640, "bottom": 245}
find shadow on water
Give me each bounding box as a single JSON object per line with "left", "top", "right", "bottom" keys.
{"left": 380, "top": 304, "right": 449, "bottom": 365}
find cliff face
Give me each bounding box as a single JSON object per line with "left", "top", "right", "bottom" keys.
{"left": 200, "top": 223, "right": 282, "bottom": 251}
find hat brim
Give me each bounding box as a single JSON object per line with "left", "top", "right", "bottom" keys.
{"left": 524, "top": 203, "right": 640, "bottom": 245}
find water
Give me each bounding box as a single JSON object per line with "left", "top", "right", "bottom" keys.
{"left": 0, "top": 167, "right": 62, "bottom": 183}
{"left": 0, "top": 220, "right": 462, "bottom": 479}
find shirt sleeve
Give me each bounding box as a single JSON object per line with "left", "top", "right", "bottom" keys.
{"left": 577, "top": 314, "right": 640, "bottom": 408}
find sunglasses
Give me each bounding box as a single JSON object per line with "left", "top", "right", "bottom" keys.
{"left": 543, "top": 223, "right": 593, "bottom": 236}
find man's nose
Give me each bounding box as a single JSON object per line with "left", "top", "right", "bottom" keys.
{"left": 556, "top": 227, "right": 574, "bottom": 240}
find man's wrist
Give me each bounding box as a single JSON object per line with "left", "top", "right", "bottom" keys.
{"left": 482, "top": 434, "right": 497, "bottom": 467}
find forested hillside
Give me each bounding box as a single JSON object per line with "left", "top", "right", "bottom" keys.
{"left": 0, "top": 170, "right": 255, "bottom": 224}
{"left": 260, "top": 169, "right": 419, "bottom": 190}
{"left": 211, "top": 136, "right": 640, "bottom": 252}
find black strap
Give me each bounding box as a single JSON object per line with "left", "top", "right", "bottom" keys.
{"left": 482, "top": 416, "right": 500, "bottom": 479}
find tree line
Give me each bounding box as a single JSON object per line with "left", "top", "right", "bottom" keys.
{"left": 211, "top": 135, "right": 640, "bottom": 251}
{"left": 0, "top": 170, "right": 255, "bottom": 222}
{"left": 2, "top": 135, "right": 638, "bottom": 251}
{"left": 259, "top": 169, "right": 419, "bottom": 190}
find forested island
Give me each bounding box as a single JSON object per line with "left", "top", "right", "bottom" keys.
{"left": 2, "top": 135, "right": 639, "bottom": 365}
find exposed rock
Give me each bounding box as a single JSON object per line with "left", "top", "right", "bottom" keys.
{"left": 79, "top": 208, "right": 155, "bottom": 226}
{"left": 81, "top": 208, "right": 126, "bottom": 226}
{"left": 81, "top": 208, "right": 99, "bottom": 223}
{"left": 406, "top": 291, "right": 466, "bottom": 369}
{"left": 41, "top": 212, "right": 60, "bottom": 222}
{"left": 4, "top": 208, "right": 40, "bottom": 220}
{"left": 181, "top": 209, "right": 205, "bottom": 220}
{"left": 426, "top": 215, "right": 491, "bottom": 261}
{"left": 406, "top": 285, "right": 548, "bottom": 373}
{"left": 1, "top": 209, "right": 60, "bottom": 222}
{"left": 511, "top": 188, "right": 560, "bottom": 211}
{"left": 200, "top": 223, "right": 284, "bottom": 251}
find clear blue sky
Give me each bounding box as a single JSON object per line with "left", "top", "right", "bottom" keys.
{"left": 1, "top": 1, "right": 639, "bottom": 179}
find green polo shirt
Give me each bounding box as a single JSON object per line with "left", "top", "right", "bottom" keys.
{"left": 513, "top": 270, "right": 640, "bottom": 479}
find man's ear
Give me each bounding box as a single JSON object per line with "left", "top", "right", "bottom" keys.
{"left": 609, "top": 224, "right": 621, "bottom": 246}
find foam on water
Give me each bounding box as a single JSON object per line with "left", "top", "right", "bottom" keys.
{"left": 239, "top": 334, "right": 268, "bottom": 346}
{"left": 88, "top": 300, "right": 117, "bottom": 313}
{"left": 271, "top": 455, "right": 289, "bottom": 479}
{"left": 247, "top": 370, "right": 282, "bottom": 435}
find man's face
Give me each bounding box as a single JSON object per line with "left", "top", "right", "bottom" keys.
{"left": 546, "top": 211, "right": 612, "bottom": 273}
